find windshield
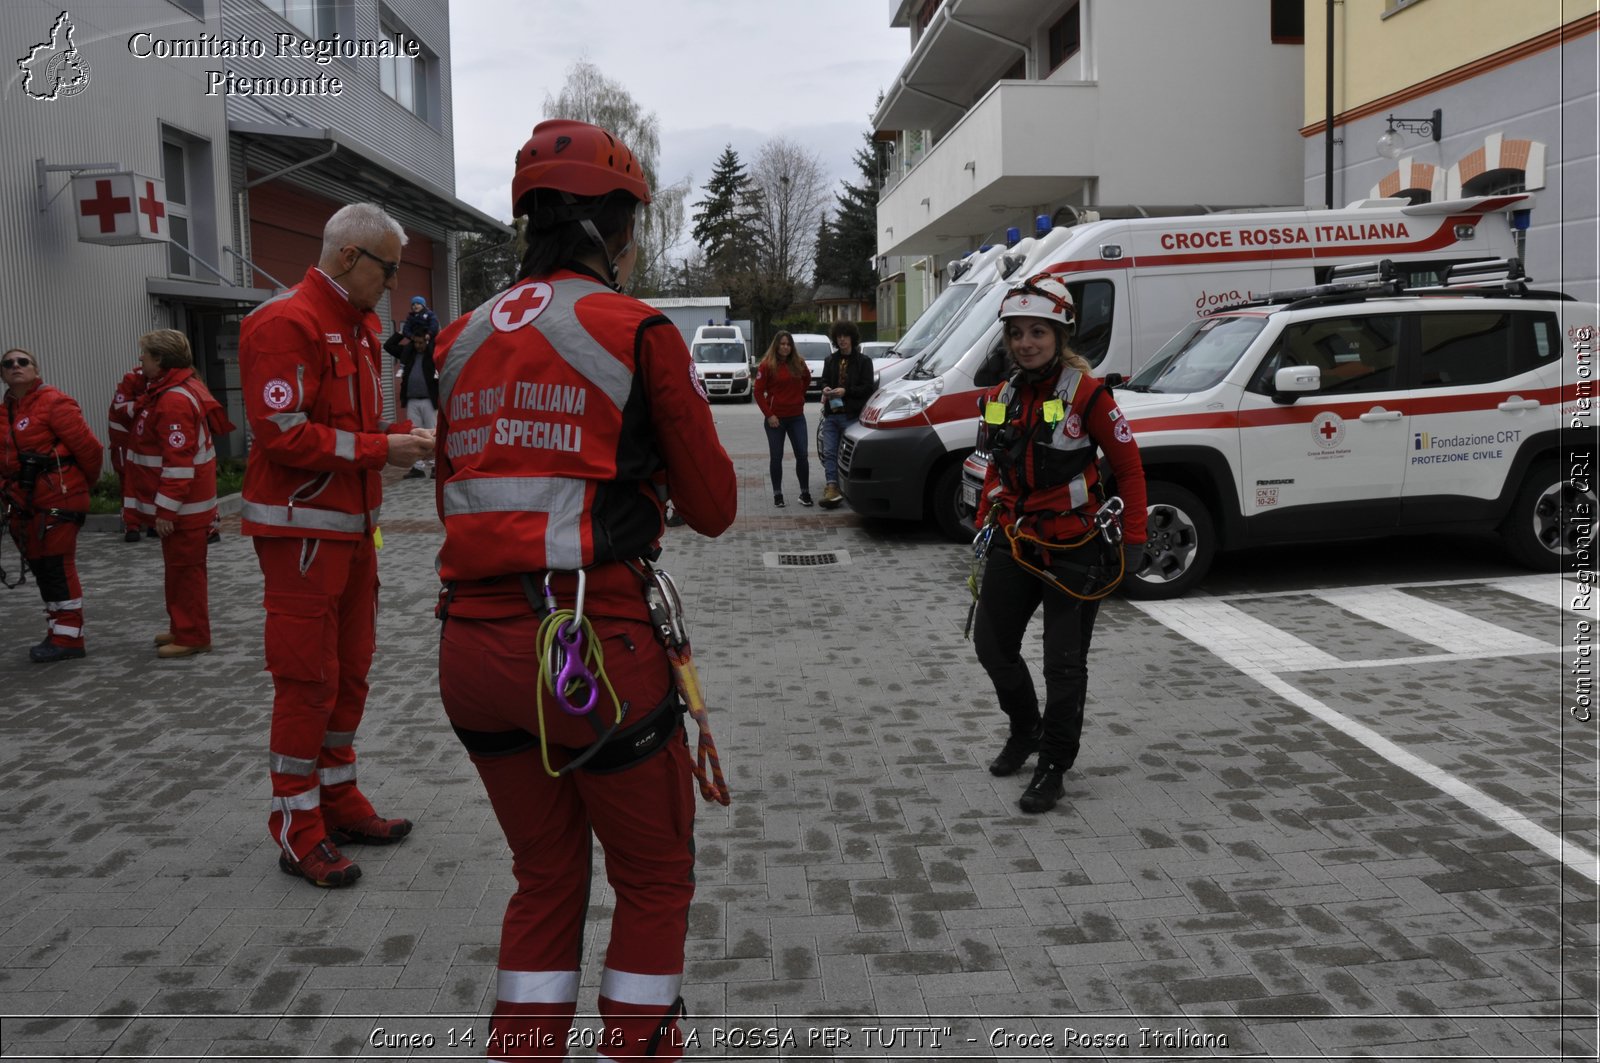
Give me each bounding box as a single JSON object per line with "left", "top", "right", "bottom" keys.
{"left": 793, "top": 339, "right": 832, "bottom": 364}
{"left": 911, "top": 281, "right": 1005, "bottom": 378}
{"left": 895, "top": 282, "right": 977, "bottom": 360}
{"left": 692, "top": 343, "right": 747, "bottom": 364}
{"left": 1127, "top": 316, "right": 1268, "bottom": 393}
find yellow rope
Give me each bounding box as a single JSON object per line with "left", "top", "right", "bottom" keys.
{"left": 533, "top": 610, "right": 625, "bottom": 778}
{"left": 1003, "top": 521, "right": 1127, "bottom": 601}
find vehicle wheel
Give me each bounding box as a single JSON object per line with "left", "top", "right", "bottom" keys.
{"left": 1501, "top": 460, "right": 1596, "bottom": 570}
{"left": 1121, "top": 482, "right": 1216, "bottom": 600}
{"left": 930, "top": 459, "right": 971, "bottom": 543}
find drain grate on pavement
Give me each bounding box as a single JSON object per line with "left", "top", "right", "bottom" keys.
{"left": 763, "top": 549, "right": 852, "bottom": 568}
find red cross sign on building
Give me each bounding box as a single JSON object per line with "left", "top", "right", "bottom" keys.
{"left": 71, "top": 172, "right": 169, "bottom": 246}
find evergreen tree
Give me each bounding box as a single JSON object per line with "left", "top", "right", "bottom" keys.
{"left": 813, "top": 133, "right": 880, "bottom": 299}
{"left": 691, "top": 146, "right": 758, "bottom": 274}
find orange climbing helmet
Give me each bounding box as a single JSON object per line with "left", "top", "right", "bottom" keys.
{"left": 511, "top": 119, "right": 652, "bottom": 217}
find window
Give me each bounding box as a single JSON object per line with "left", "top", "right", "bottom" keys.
{"left": 1412, "top": 311, "right": 1559, "bottom": 388}
{"left": 257, "top": 0, "right": 335, "bottom": 37}
{"left": 168, "top": 0, "right": 204, "bottom": 19}
{"left": 163, "top": 139, "right": 192, "bottom": 277}
{"left": 1270, "top": 0, "right": 1304, "bottom": 43}
{"left": 1065, "top": 278, "right": 1114, "bottom": 367}
{"left": 378, "top": 23, "right": 429, "bottom": 120}
{"left": 1047, "top": 3, "right": 1080, "bottom": 73}
{"left": 1252, "top": 315, "right": 1403, "bottom": 394}
{"left": 161, "top": 128, "right": 217, "bottom": 280}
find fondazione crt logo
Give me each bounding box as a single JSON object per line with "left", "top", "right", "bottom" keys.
{"left": 16, "top": 10, "right": 91, "bottom": 100}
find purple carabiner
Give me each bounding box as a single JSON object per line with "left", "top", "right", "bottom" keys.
{"left": 552, "top": 619, "right": 598, "bottom": 715}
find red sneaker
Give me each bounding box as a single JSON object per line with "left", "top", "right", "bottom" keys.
{"left": 278, "top": 839, "right": 361, "bottom": 888}
{"left": 329, "top": 815, "right": 413, "bottom": 846}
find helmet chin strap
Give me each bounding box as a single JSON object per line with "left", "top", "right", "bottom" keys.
{"left": 564, "top": 192, "right": 631, "bottom": 291}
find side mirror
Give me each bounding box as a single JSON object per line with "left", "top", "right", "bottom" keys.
{"left": 972, "top": 345, "right": 1008, "bottom": 388}
{"left": 1272, "top": 364, "right": 1320, "bottom": 404}
{"left": 1104, "top": 372, "right": 1126, "bottom": 388}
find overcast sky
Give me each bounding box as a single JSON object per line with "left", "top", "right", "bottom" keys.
{"left": 447, "top": 2, "right": 909, "bottom": 226}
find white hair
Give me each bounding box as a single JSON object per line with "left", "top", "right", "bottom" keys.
{"left": 321, "top": 202, "right": 407, "bottom": 257}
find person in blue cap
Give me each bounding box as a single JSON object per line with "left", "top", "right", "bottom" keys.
{"left": 388, "top": 295, "right": 441, "bottom": 478}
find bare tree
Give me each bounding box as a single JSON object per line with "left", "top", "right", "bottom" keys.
{"left": 749, "top": 138, "right": 828, "bottom": 294}
{"left": 542, "top": 59, "right": 681, "bottom": 294}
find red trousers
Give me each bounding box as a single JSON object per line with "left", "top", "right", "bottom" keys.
{"left": 8, "top": 514, "right": 83, "bottom": 649}
{"left": 255, "top": 536, "right": 379, "bottom": 859}
{"left": 440, "top": 612, "right": 696, "bottom": 1061}
{"left": 161, "top": 525, "right": 210, "bottom": 647}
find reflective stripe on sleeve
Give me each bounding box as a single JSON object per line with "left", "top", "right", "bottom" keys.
{"left": 333, "top": 430, "right": 357, "bottom": 461}
{"left": 271, "top": 789, "right": 320, "bottom": 813}
{"left": 598, "top": 968, "right": 682, "bottom": 1006}
{"left": 441, "top": 477, "right": 586, "bottom": 570}
{"left": 125, "top": 452, "right": 163, "bottom": 467}
{"left": 155, "top": 494, "right": 218, "bottom": 515}
{"left": 497, "top": 969, "right": 580, "bottom": 1005}
{"left": 270, "top": 753, "right": 317, "bottom": 776}
{"left": 270, "top": 411, "right": 308, "bottom": 430}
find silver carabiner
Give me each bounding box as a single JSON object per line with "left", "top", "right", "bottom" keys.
{"left": 1095, "top": 495, "right": 1125, "bottom": 546}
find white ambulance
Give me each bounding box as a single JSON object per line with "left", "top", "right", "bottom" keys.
{"left": 689, "top": 324, "right": 752, "bottom": 402}
{"left": 837, "top": 195, "right": 1533, "bottom": 539}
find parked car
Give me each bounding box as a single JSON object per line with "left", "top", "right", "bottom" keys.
{"left": 691, "top": 325, "right": 752, "bottom": 402}
{"left": 958, "top": 260, "right": 1594, "bottom": 599}
{"left": 790, "top": 332, "right": 833, "bottom": 400}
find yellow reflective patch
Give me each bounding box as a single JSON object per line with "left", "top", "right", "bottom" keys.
{"left": 1042, "top": 398, "right": 1066, "bottom": 424}
{"left": 373, "top": 527, "right": 384, "bottom": 550}
{"left": 983, "top": 401, "right": 1008, "bottom": 425}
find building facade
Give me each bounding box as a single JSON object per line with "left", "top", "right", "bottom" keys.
{"left": 1, "top": 0, "right": 504, "bottom": 458}
{"left": 871, "top": 0, "right": 1307, "bottom": 333}
{"left": 1302, "top": 0, "right": 1599, "bottom": 302}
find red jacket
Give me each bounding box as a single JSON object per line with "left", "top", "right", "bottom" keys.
{"left": 1, "top": 381, "right": 103, "bottom": 513}
{"left": 753, "top": 358, "right": 810, "bottom": 419}
{"left": 122, "top": 368, "right": 233, "bottom": 530}
{"left": 107, "top": 368, "right": 145, "bottom": 477}
{"left": 976, "top": 366, "right": 1147, "bottom": 546}
{"left": 239, "top": 266, "right": 409, "bottom": 540}
{"left": 434, "top": 268, "right": 737, "bottom": 621}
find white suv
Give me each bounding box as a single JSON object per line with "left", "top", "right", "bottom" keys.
{"left": 961, "top": 261, "right": 1595, "bottom": 599}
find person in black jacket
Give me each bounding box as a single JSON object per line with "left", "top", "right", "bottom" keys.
{"left": 386, "top": 302, "right": 440, "bottom": 479}
{"left": 816, "top": 320, "right": 874, "bottom": 508}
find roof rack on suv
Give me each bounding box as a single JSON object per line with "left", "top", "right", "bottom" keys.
{"left": 1406, "top": 257, "right": 1574, "bottom": 301}
{"left": 1215, "top": 259, "right": 1403, "bottom": 313}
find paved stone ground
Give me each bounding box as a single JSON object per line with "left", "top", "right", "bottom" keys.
{"left": 1, "top": 401, "right": 1595, "bottom": 1061}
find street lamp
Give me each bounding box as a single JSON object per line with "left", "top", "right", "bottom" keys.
{"left": 1376, "top": 108, "right": 1442, "bottom": 159}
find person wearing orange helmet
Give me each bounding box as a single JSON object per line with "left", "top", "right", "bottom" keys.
{"left": 432, "top": 119, "right": 736, "bottom": 1060}
{"left": 971, "top": 273, "right": 1148, "bottom": 814}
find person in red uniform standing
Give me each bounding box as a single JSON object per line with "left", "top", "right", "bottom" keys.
{"left": 753, "top": 330, "right": 813, "bottom": 507}
{"left": 433, "top": 119, "right": 737, "bottom": 1061}
{"left": 1, "top": 348, "right": 103, "bottom": 662}
{"left": 972, "top": 273, "right": 1148, "bottom": 813}
{"left": 240, "top": 202, "right": 434, "bottom": 889}
{"left": 125, "top": 329, "right": 233, "bottom": 658}
{"left": 107, "top": 366, "right": 148, "bottom": 542}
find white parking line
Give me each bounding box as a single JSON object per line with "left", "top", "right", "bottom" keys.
{"left": 1313, "top": 586, "right": 1555, "bottom": 655}
{"left": 1133, "top": 598, "right": 1600, "bottom": 885}
{"left": 1489, "top": 573, "right": 1592, "bottom": 616}
{"left": 1136, "top": 598, "right": 1342, "bottom": 672}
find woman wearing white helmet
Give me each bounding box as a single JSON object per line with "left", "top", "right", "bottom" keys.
{"left": 970, "top": 272, "right": 1148, "bottom": 813}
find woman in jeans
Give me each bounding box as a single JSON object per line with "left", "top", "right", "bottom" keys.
{"left": 754, "top": 331, "right": 813, "bottom": 507}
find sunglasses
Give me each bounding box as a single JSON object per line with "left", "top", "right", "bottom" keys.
{"left": 1, "top": 358, "right": 32, "bottom": 369}
{"left": 354, "top": 246, "right": 401, "bottom": 280}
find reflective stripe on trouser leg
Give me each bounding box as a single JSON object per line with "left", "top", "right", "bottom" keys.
{"left": 487, "top": 970, "right": 579, "bottom": 1061}
{"left": 161, "top": 526, "right": 211, "bottom": 646}
{"left": 586, "top": 739, "right": 697, "bottom": 1061}
{"left": 31, "top": 551, "right": 85, "bottom": 649}
{"left": 319, "top": 537, "right": 378, "bottom": 825}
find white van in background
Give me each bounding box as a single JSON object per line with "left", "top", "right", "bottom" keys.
{"left": 837, "top": 194, "right": 1534, "bottom": 539}
{"left": 690, "top": 325, "right": 752, "bottom": 402}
